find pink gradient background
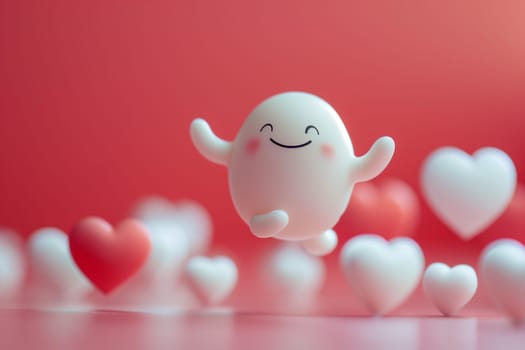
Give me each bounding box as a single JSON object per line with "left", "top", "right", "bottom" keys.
{"left": 1, "top": 0, "right": 525, "bottom": 315}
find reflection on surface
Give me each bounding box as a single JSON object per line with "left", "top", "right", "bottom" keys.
{"left": 0, "top": 309, "right": 92, "bottom": 349}
{"left": 342, "top": 317, "right": 419, "bottom": 350}
{"left": 1, "top": 310, "right": 525, "bottom": 350}
{"left": 419, "top": 317, "right": 477, "bottom": 350}
{"left": 478, "top": 319, "right": 525, "bottom": 350}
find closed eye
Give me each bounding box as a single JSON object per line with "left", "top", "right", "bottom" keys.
{"left": 259, "top": 123, "right": 273, "bottom": 133}
{"left": 305, "top": 125, "right": 319, "bottom": 135}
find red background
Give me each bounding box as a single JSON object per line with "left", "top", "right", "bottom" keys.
{"left": 1, "top": 0, "right": 525, "bottom": 267}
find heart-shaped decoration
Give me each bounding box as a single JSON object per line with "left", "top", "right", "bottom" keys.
{"left": 423, "top": 263, "right": 478, "bottom": 316}
{"left": 0, "top": 228, "right": 25, "bottom": 300}
{"left": 93, "top": 224, "right": 190, "bottom": 309}
{"left": 27, "top": 227, "right": 92, "bottom": 300}
{"left": 69, "top": 217, "right": 151, "bottom": 294}
{"left": 480, "top": 239, "right": 525, "bottom": 321}
{"left": 258, "top": 244, "right": 327, "bottom": 312}
{"left": 421, "top": 147, "right": 516, "bottom": 240}
{"left": 133, "top": 196, "right": 212, "bottom": 255}
{"left": 340, "top": 234, "right": 424, "bottom": 315}
{"left": 262, "top": 244, "right": 326, "bottom": 302}
{"left": 477, "top": 184, "right": 525, "bottom": 245}
{"left": 134, "top": 224, "right": 189, "bottom": 286}
{"left": 338, "top": 178, "right": 419, "bottom": 239}
{"left": 185, "top": 256, "right": 238, "bottom": 305}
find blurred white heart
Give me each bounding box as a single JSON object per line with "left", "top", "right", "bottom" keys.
{"left": 133, "top": 196, "right": 212, "bottom": 255}
{"left": 139, "top": 225, "right": 189, "bottom": 285}
{"left": 0, "top": 228, "right": 25, "bottom": 300}
{"left": 27, "top": 227, "right": 92, "bottom": 302}
{"left": 421, "top": 147, "right": 516, "bottom": 240}
{"left": 423, "top": 263, "right": 477, "bottom": 316}
{"left": 263, "top": 244, "right": 325, "bottom": 301}
{"left": 340, "top": 234, "right": 424, "bottom": 315}
{"left": 186, "top": 256, "right": 237, "bottom": 305}
{"left": 480, "top": 239, "right": 525, "bottom": 322}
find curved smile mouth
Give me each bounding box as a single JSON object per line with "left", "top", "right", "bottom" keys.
{"left": 269, "top": 138, "right": 312, "bottom": 149}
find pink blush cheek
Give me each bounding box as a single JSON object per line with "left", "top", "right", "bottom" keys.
{"left": 245, "top": 138, "right": 261, "bottom": 155}
{"left": 321, "top": 144, "right": 335, "bottom": 159}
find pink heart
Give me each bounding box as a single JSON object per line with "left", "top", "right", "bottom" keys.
{"left": 337, "top": 178, "right": 419, "bottom": 239}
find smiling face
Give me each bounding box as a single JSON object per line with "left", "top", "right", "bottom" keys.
{"left": 260, "top": 122, "right": 318, "bottom": 149}
{"left": 228, "top": 92, "right": 357, "bottom": 240}
{"left": 237, "top": 92, "right": 353, "bottom": 157}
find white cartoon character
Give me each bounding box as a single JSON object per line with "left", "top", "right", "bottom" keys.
{"left": 190, "top": 92, "right": 395, "bottom": 256}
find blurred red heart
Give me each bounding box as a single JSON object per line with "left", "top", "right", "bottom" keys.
{"left": 474, "top": 184, "right": 525, "bottom": 245}
{"left": 69, "top": 217, "right": 151, "bottom": 294}
{"left": 336, "top": 178, "right": 420, "bottom": 239}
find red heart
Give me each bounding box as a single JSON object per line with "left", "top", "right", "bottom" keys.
{"left": 69, "top": 217, "right": 151, "bottom": 294}
{"left": 336, "top": 178, "right": 420, "bottom": 239}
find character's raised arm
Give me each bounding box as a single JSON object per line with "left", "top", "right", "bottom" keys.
{"left": 350, "top": 136, "right": 395, "bottom": 183}
{"left": 190, "top": 118, "right": 232, "bottom": 166}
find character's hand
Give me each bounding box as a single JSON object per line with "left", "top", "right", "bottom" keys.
{"left": 190, "top": 118, "right": 232, "bottom": 166}
{"left": 351, "top": 136, "right": 395, "bottom": 183}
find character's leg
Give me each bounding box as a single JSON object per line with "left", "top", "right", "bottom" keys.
{"left": 302, "top": 229, "right": 338, "bottom": 256}
{"left": 249, "top": 210, "right": 289, "bottom": 238}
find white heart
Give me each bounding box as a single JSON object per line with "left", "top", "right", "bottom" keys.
{"left": 133, "top": 196, "right": 213, "bottom": 255}
{"left": 0, "top": 228, "right": 25, "bottom": 300}
{"left": 421, "top": 147, "right": 516, "bottom": 240}
{"left": 27, "top": 228, "right": 92, "bottom": 301}
{"left": 136, "top": 223, "right": 190, "bottom": 285}
{"left": 263, "top": 244, "right": 326, "bottom": 300}
{"left": 480, "top": 239, "right": 525, "bottom": 321}
{"left": 423, "top": 263, "right": 478, "bottom": 316}
{"left": 340, "top": 234, "right": 424, "bottom": 315}
{"left": 186, "top": 256, "right": 237, "bottom": 305}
